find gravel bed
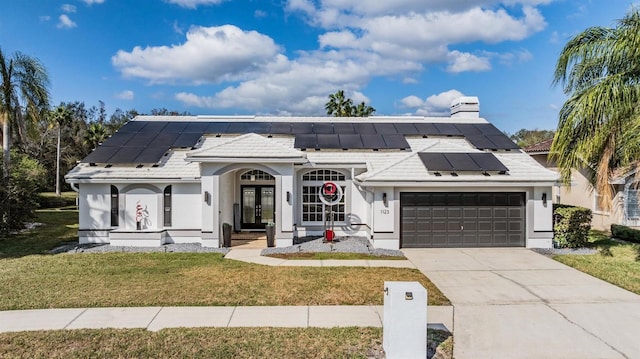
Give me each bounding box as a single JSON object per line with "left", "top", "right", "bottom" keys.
{"left": 50, "top": 242, "right": 230, "bottom": 255}
{"left": 531, "top": 247, "right": 598, "bottom": 256}
{"left": 261, "top": 236, "right": 404, "bottom": 257}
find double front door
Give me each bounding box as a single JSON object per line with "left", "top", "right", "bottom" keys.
{"left": 241, "top": 185, "right": 275, "bottom": 229}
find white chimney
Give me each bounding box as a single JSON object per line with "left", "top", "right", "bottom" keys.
{"left": 450, "top": 96, "right": 479, "bottom": 118}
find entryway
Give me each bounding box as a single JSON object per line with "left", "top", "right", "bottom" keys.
{"left": 241, "top": 185, "right": 275, "bottom": 230}
{"left": 231, "top": 231, "right": 267, "bottom": 248}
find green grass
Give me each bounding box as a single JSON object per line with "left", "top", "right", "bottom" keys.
{"left": 553, "top": 230, "right": 640, "bottom": 295}
{"left": 0, "top": 327, "right": 453, "bottom": 359}
{"left": 266, "top": 252, "right": 406, "bottom": 260}
{"left": 0, "top": 209, "right": 450, "bottom": 309}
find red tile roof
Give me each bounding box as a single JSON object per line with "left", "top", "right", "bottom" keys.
{"left": 523, "top": 138, "right": 553, "bottom": 153}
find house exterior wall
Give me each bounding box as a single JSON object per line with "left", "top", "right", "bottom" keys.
{"left": 78, "top": 183, "right": 111, "bottom": 243}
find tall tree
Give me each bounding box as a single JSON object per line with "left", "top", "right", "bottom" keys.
{"left": 0, "top": 48, "right": 50, "bottom": 179}
{"left": 352, "top": 101, "right": 376, "bottom": 117}
{"left": 49, "top": 105, "right": 71, "bottom": 196}
{"left": 509, "top": 129, "right": 555, "bottom": 148}
{"left": 325, "top": 90, "right": 354, "bottom": 117}
{"left": 551, "top": 8, "right": 640, "bottom": 209}
{"left": 85, "top": 122, "right": 108, "bottom": 150}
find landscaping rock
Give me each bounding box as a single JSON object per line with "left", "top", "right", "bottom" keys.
{"left": 50, "top": 243, "right": 230, "bottom": 255}
{"left": 261, "top": 236, "right": 404, "bottom": 257}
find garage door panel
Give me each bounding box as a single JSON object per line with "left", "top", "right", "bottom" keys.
{"left": 401, "top": 192, "right": 525, "bottom": 248}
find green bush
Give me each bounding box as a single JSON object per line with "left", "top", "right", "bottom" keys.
{"left": 553, "top": 205, "right": 592, "bottom": 248}
{"left": 0, "top": 151, "right": 46, "bottom": 235}
{"left": 611, "top": 224, "right": 640, "bottom": 244}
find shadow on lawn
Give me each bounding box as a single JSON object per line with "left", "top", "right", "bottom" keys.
{"left": 0, "top": 210, "right": 79, "bottom": 259}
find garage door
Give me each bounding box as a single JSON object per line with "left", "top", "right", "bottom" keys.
{"left": 401, "top": 192, "right": 525, "bottom": 248}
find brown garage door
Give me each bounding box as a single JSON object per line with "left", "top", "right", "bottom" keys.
{"left": 401, "top": 192, "right": 525, "bottom": 248}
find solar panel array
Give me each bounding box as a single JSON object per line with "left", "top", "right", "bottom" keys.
{"left": 82, "top": 120, "right": 519, "bottom": 164}
{"left": 418, "top": 152, "right": 509, "bottom": 172}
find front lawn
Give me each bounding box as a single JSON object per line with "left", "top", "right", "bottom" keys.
{"left": 0, "top": 210, "right": 449, "bottom": 309}
{"left": 553, "top": 230, "right": 640, "bottom": 295}
{"left": 0, "top": 327, "right": 453, "bottom": 359}
{"left": 266, "top": 252, "right": 406, "bottom": 260}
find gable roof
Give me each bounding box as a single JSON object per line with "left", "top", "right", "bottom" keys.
{"left": 523, "top": 138, "right": 553, "bottom": 153}
{"left": 186, "top": 133, "right": 307, "bottom": 162}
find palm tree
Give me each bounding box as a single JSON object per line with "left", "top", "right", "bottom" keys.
{"left": 85, "top": 122, "right": 108, "bottom": 149}
{"left": 551, "top": 8, "right": 640, "bottom": 210}
{"left": 0, "top": 48, "right": 50, "bottom": 179}
{"left": 325, "top": 90, "right": 354, "bottom": 117}
{"left": 352, "top": 101, "right": 376, "bottom": 117}
{"left": 50, "top": 105, "right": 71, "bottom": 196}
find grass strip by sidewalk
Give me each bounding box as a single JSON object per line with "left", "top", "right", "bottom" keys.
{"left": 553, "top": 231, "right": 640, "bottom": 295}
{"left": 0, "top": 327, "right": 453, "bottom": 359}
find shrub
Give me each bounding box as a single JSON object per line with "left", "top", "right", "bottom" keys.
{"left": 610, "top": 224, "right": 640, "bottom": 244}
{"left": 0, "top": 151, "right": 46, "bottom": 235}
{"left": 553, "top": 205, "right": 592, "bottom": 248}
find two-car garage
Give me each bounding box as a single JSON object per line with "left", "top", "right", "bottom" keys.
{"left": 400, "top": 192, "right": 526, "bottom": 248}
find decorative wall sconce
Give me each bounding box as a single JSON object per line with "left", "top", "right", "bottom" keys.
{"left": 383, "top": 192, "right": 388, "bottom": 207}
{"left": 204, "top": 191, "right": 210, "bottom": 203}
{"left": 286, "top": 191, "right": 291, "bottom": 204}
{"left": 542, "top": 192, "right": 547, "bottom": 205}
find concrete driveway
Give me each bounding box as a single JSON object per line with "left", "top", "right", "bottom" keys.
{"left": 403, "top": 248, "right": 640, "bottom": 359}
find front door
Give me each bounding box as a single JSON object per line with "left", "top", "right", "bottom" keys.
{"left": 241, "top": 185, "right": 275, "bottom": 229}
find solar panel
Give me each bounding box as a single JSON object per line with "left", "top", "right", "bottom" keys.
{"left": 205, "top": 122, "right": 230, "bottom": 134}
{"left": 117, "top": 121, "right": 147, "bottom": 133}
{"left": 487, "top": 135, "right": 520, "bottom": 149}
{"left": 316, "top": 134, "right": 340, "bottom": 148}
{"left": 245, "top": 122, "right": 271, "bottom": 133}
{"left": 468, "top": 153, "right": 509, "bottom": 171}
{"left": 124, "top": 131, "right": 158, "bottom": 145}
{"left": 163, "top": 122, "right": 189, "bottom": 133}
{"left": 225, "top": 122, "right": 251, "bottom": 133}
{"left": 361, "top": 134, "right": 386, "bottom": 149}
{"left": 172, "top": 133, "right": 202, "bottom": 148}
{"left": 291, "top": 123, "right": 314, "bottom": 134}
{"left": 142, "top": 121, "right": 167, "bottom": 133}
{"left": 151, "top": 132, "right": 180, "bottom": 147}
{"left": 183, "top": 122, "right": 210, "bottom": 133}
{"left": 394, "top": 123, "right": 419, "bottom": 134}
{"left": 338, "top": 134, "right": 364, "bottom": 149}
{"left": 418, "top": 153, "right": 454, "bottom": 171}
{"left": 413, "top": 123, "right": 439, "bottom": 135}
{"left": 434, "top": 123, "right": 462, "bottom": 135}
{"left": 333, "top": 123, "right": 355, "bottom": 134}
{"left": 270, "top": 122, "right": 292, "bottom": 134}
{"left": 455, "top": 124, "right": 482, "bottom": 135}
{"left": 81, "top": 147, "right": 115, "bottom": 163}
{"left": 134, "top": 146, "right": 170, "bottom": 163}
{"left": 108, "top": 146, "right": 146, "bottom": 163}
{"left": 466, "top": 135, "right": 497, "bottom": 150}
{"left": 445, "top": 153, "right": 481, "bottom": 171}
{"left": 353, "top": 123, "right": 377, "bottom": 135}
{"left": 313, "top": 122, "right": 334, "bottom": 134}
{"left": 102, "top": 132, "right": 134, "bottom": 147}
{"left": 374, "top": 123, "right": 397, "bottom": 134}
{"left": 382, "top": 134, "right": 410, "bottom": 149}
{"left": 476, "top": 123, "right": 504, "bottom": 135}
{"left": 294, "top": 134, "right": 317, "bottom": 149}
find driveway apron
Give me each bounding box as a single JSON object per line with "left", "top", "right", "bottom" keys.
{"left": 403, "top": 248, "right": 640, "bottom": 359}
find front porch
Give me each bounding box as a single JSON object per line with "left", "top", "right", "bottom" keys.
{"left": 231, "top": 232, "right": 268, "bottom": 249}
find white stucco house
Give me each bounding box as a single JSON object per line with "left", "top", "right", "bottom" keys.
{"left": 65, "top": 97, "right": 557, "bottom": 249}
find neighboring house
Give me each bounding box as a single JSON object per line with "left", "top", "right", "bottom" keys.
{"left": 65, "top": 97, "right": 557, "bottom": 249}
{"left": 525, "top": 139, "right": 640, "bottom": 231}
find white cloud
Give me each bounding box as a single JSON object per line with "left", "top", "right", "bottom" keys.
{"left": 446, "top": 51, "right": 491, "bottom": 73}
{"left": 400, "top": 89, "right": 465, "bottom": 116}
{"left": 82, "top": 0, "right": 104, "bottom": 4}
{"left": 172, "top": 21, "right": 184, "bottom": 35}
{"left": 112, "top": 25, "right": 281, "bottom": 84}
{"left": 57, "top": 14, "right": 77, "bottom": 29}
{"left": 166, "top": 0, "right": 225, "bottom": 9}
{"left": 39, "top": 15, "right": 51, "bottom": 22}
{"left": 115, "top": 90, "right": 134, "bottom": 100}
{"left": 254, "top": 10, "right": 267, "bottom": 18}
{"left": 61, "top": 4, "right": 76, "bottom": 13}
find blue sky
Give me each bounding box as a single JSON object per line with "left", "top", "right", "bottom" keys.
{"left": 0, "top": 0, "right": 635, "bottom": 133}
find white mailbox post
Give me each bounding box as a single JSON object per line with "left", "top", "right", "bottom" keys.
{"left": 383, "top": 281, "right": 427, "bottom": 359}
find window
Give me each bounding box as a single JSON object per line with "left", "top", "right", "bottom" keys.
{"left": 241, "top": 169, "right": 274, "bottom": 181}
{"left": 110, "top": 185, "right": 119, "bottom": 227}
{"left": 627, "top": 189, "right": 640, "bottom": 219}
{"left": 164, "top": 185, "right": 172, "bottom": 227}
{"left": 301, "top": 170, "right": 346, "bottom": 223}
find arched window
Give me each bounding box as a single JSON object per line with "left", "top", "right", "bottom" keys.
{"left": 164, "top": 185, "right": 172, "bottom": 227}
{"left": 110, "top": 185, "right": 119, "bottom": 227}
{"left": 240, "top": 169, "right": 274, "bottom": 181}
{"left": 301, "top": 170, "right": 346, "bottom": 224}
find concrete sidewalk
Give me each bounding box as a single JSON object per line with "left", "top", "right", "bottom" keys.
{"left": 0, "top": 305, "right": 453, "bottom": 333}
{"left": 225, "top": 248, "right": 416, "bottom": 268}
